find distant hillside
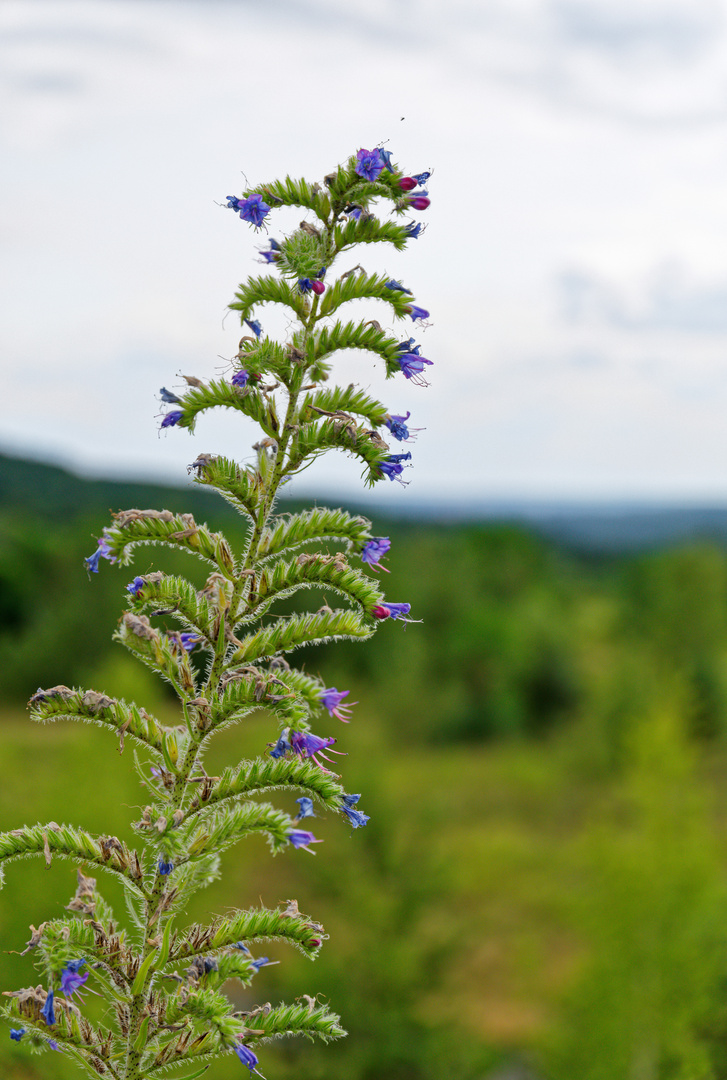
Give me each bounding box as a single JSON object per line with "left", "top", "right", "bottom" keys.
{"left": 3, "top": 451, "right": 727, "bottom": 552}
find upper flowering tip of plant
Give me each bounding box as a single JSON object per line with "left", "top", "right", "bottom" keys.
{"left": 229, "top": 193, "right": 271, "bottom": 228}
{"left": 385, "top": 279, "right": 412, "bottom": 294}
{"left": 287, "top": 829, "right": 323, "bottom": 852}
{"left": 159, "top": 386, "right": 181, "bottom": 404}
{"left": 360, "top": 537, "right": 391, "bottom": 571}
{"left": 355, "top": 147, "right": 386, "bottom": 182}
{"left": 372, "top": 601, "right": 413, "bottom": 621}
{"left": 160, "top": 410, "right": 184, "bottom": 429}
{"left": 126, "top": 576, "right": 145, "bottom": 597}
{"left": 320, "top": 686, "right": 356, "bottom": 722}
{"left": 85, "top": 535, "right": 114, "bottom": 574}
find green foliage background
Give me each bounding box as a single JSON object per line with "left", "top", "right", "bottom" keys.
{"left": 5, "top": 454, "right": 727, "bottom": 1078}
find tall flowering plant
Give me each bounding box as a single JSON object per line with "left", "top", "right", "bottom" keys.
{"left": 0, "top": 147, "right": 431, "bottom": 1078}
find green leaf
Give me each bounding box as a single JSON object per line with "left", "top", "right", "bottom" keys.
{"left": 180, "top": 801, "right": 294, "bottom": 861}
{"left": 230, "top": 274, "right": 308, "bottom": 323}
{"left": 209, "top": 671, "right": 310, "bottom": 735}
{"left": 167, "top": 903, "right": 325, "bottom": 965}
{"left": 173, "top": 378, "right": 280, "bottom": 440}
{"left": 131, "top": 949, "right": 158, "bottom": 995}
{"left": 188, "top": 756, "right": 348, "bottom": 817}
{"left": 246, "top": 553, "right": 385, "bottom": 620}
{"left": 306, "top": 318, "right": 403, "bottom": 372}
{"left": 128, "top": 574, "right": 215, "bottom": 639}
{"left": 333, "top": 215, "right": 411, "bottom": 252}
{"left": 190, "top": 455, "right": 262, "bottom": 521}
{"left": 228, "top": 608, "right": 374, "bottom": 666}
{"left": 257, "top": 506, "right": 372, "bottom": 562}
{"left": 284, "top": 417, "right": 390, "bottom": 478}
{"left": 249, "top": 174, "right": 331, "bottom": 221}
{"left": 102, "top": 510, "right": 237, "bottom": 578}
{"left": 318, "top": 270, "right": 413, "bottom": 320}
{"left": 301, "top": 381, "right": 390, "bottom": 426}
{"left": 28, "top": 685, "right": 168, "bottom": 758}
{"left": 0, "top": 823, "right": 145, "bottom": 895}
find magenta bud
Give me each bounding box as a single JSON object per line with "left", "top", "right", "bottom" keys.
{"left": 410, "top": 196, "right": 430, "bottom": 210}
{"left": 311, "top": 280, "right": 325, "bottom": 295}
{"left": 399, "top": 177, "right": 417, "bottom": 191}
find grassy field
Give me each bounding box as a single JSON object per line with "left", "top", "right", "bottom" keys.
{"left": 4, "top": 686, "right": 727, "bottom": 1080}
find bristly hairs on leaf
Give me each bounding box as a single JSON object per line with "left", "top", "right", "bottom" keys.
{"left": 6, "top": 145, "right": 431, "bottom": 1079}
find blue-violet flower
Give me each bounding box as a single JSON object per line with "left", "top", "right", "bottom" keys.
{"left": 161, "top": 410, "right": 183, "bottom": 428}
{"left": 287, "top": 830, "right": 322, "bottom": 851}
{"left": 245, "top": 318, "right": 262, "bottom": 337}
{"left": 126, "top": 576, "right": 145, "bottom": 597}
{"left": 372, "top": 601, "right": 412, "bottom": 620}
{"left": 405, "top": 305, "right": 429, "bottom": 322}
{"left": 296, "top": 796, "right": 315, "bottom": 819}
{"left": 385, "top": 279, "right": 412, "bottom": 294}
{"left": 10, "top": 1029, "right": 25, "bottom": 1041}
{"left": 159, "top": 387, "right": 181, "bottom": 403}
{"left": 158, "top": 859, "right": 174, "bottom": 876}
{"left": 235, "top": 1042, "right": 260, "bottom": 1072}
{"left": 232, "top": 370, "right": 249, "bottom": 389}
{"left": 41, "top": 989, "right": 55, "bottom": 1026}
{"left": 355, "top": 148, "right": 386, "bottom": 182}
{"left": 236, "top": 193, "right": 271, "bottom": 227}
{"left": 85, "top": 536, "right": 114, "bottom": 574}
{"left": 320, "top": 687, "right": 355, "bottom": 722}
{"left": 360, "top": 537, "right": 392, "bottom": 571}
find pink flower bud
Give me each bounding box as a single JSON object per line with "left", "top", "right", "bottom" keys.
{"left": 399, "top": 177, "right": 417, "bottom": 191}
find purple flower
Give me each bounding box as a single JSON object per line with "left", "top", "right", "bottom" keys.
{"left": 342, "top": 793, "right": 361, "bottom": 807}
{"left": 397, "top": 353, "right": 433, "bottom": 385}
{"left": 409, "top": 196, "right": 430, "bottom": 211}
{"left": 126, "top": 576, "right": 145, "bottom": 597}
{"left": 10, "top": 1029, "right": 25, "bottom": 1041}
{"left": 41, "top": 988, "right": 55, "bottom": 1026}
{"left": 384, "top": 412, "right": 418, "bottom": 441}
{"left": 377, "top": 453, "right": 412, "bottom": 484}
{"left": 287, "top": 829, "right": 322, "bottom": 851}
{"left": 360, "top": 537, "right": 391, "bottom": 571}
{"left": 161, "top": 410, "right": 183, "bottom": 428}
{"left": 234, "top": 1042, "right": 260, "bottom": 1072}
{"left": 85, "top": 536, "right": 114, "bottom": 574}
{"left": 236, "top": 193, "right": 271, "bottom": 227}
{"left": 245, "top": 318, "right": 262, "bottom": 337}
{"left": 63, "top": 958, "right": 87, "bottom": 974}
{"left": 372, "top": 601, "right": 412, "bottom": 621}
{"left": 385, "top": 279, "right": 412, "bottom": 294}
{"left": 378, "top": 148, "right": 394, "bottom": 172}
{"left": 158, "top": 859, "right": 174, "bottom": 876}
{"left": 405, "top": 305, "right": 429, "bottom": 322}
{"left": 295, "top": 796, "right": 315, "bottom": 819}
{"left": 342, "top": 803, "right": 370, "bottom": 828}
{"left": 355, "top": 148, "right": 386, "bottom": 182}
{"left": 159, "top": 387, "right": 181, "bottom": 403}
{"left": 179, "top": 633, "right": 201, "bottom": 653}
{"left": 232, "top": 370, "right": 249, "bottom": 389}
{"left": 403, "top": 221, "right": 424, "bottom": 239}
{"left": 320, "top": 687, "right": 355, "bottom": 722}
{"left": 348, "top": 206, "right": 364, "bottom": 221}
{"left": 298, "top": 278, "right": 313, "bottom": 293}
{"left": 60, "top": 961, "right": 88, "bottom": 999}
{"left": 290, "top": 730, "right": 339, "bottom": 768}
{"left": 269, "top": 732, "right": 291, "bottom": 759}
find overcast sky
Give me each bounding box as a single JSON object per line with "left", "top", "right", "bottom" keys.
{"left": 4, "top": 0, "right": 727, "bottom": 505}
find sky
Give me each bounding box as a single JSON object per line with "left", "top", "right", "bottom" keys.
{"left": 4, "top": 0, "right": 727, "bottom": 505}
